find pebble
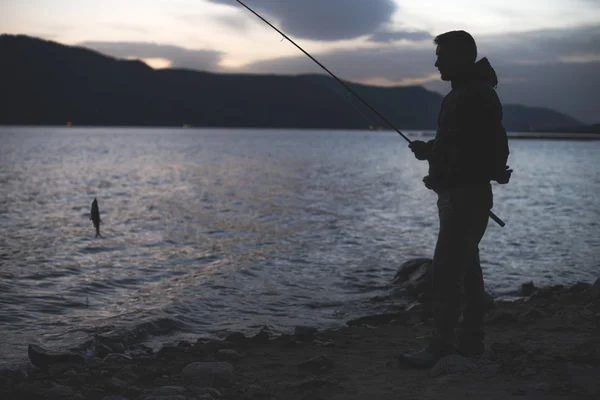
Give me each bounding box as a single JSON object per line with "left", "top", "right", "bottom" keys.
{"left": 215, "top": 349, "right": 242, "bottom": 362}
{"left": 225, "top": 332, "right": 247, "bottom": 345}
{"left": 430, "top": 354, "right": 477, "bottom": 377}
{"left": 108, "top": 376, "right": 129, "bottom": 391}
{"left": 103, "top": 353, "right": 132, "bottom": 364}
{"left": 151, "top": 386, "right": 186, "bottom": 396}
{"left": 48, "top": 384, "right": 74, "bottom": 397}
{"left": 297, "top": 355, "right": 335, "bottom": 371}
{"left": 294, "top": 326, "right": 318, "bottom": 341}
{"left": 181, "top": 362, "right": 235, "bottom": 387}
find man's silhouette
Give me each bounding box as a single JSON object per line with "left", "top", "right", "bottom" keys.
{"left": 400, "top": 30, "right": 511, "bottom": 368}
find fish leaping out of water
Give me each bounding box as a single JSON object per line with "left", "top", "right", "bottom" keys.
{"left": 90, "top": 198, "right": 102, "bottom": 237}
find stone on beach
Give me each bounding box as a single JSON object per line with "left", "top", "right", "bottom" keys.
{"left": 48, "top": 384, "right": 74, "bottom": 397}
{"left": 294, "top": 326, "right": 318, "bottom": 341}
{"left": 393, "top": 258, "right": 495, "bottom": 310}
{"left": 215, "top": 349, "right": 242, "bottom": 362}
{"left": 430, "top": 354, "right": 477, "bottom": 377}
{"left": 27, "top": 344, "right": 85, "bottom": 368}
{"left": 103, "top": 353, "right": 132, "bottom": 364}
{"left": 181, "top": 362, "right": 235, "bottom": 387}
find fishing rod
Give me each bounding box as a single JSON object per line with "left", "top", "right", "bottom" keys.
{"left": 233, "top": 0, "right": 506, "bottom": 228}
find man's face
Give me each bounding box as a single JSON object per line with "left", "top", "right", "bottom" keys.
{"left": 435, "top": 45, "right": 464, "bottom": 81}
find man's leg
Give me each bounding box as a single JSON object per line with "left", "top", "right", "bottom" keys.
{"left": 398, "top": 189, "right": 468, "bottom": 368}
{"left": 399, "top": 184, "right": 491, "bottom": 368}
{"left": 430, "top": 189, "right": 469, "bottom": 354}
{"left": 458, "top": 204, "right": 490, "bottom": 355}
{"left": 458, "top": 250, "right": 485, "bottom": 354}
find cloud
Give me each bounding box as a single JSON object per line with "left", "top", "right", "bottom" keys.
{"left": 232, "top": 25, "right": 600, "bottom": 123}
{"left": 76, "top": 24, "right": 600, "bottom": 123}
{"left": 368, "top": 28, "right": 433, "bottom": 43}
{"left": 207, "top": 0, "right": 397, "bottom": 41}
{"left": 78, "top": 41, "right": 224, "bottom": 72}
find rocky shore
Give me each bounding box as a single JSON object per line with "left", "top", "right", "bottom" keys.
{"left": 1, "top": 271, "right": 599, "bottom": 400}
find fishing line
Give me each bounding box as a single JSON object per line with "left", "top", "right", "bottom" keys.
{"left": 233, "top": 0, "right": 506, "bottom": 228}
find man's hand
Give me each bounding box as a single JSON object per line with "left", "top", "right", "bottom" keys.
{"left": 409, "top": 140, "right": 430, "bottom": 161}
{"left": 495, "top": 165, "right": 513, "bottom": 184}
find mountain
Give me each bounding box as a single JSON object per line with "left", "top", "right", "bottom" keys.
{"left": 0, "top": 34, "right": 584, "bottom": 131}
{"left": 533, "top": 123, "right": 600, "bottom": 134}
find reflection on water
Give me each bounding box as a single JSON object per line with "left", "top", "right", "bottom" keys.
{"left": 0, "top": 127, "right": 598, "bottom": 366}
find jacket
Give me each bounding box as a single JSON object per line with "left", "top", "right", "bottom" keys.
{"left": 425, "top": 57, "right": 507, "bottom": 191}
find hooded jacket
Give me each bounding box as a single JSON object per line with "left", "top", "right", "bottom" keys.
{"left": 425, "top": 57, "right": 508, "bottom": 191}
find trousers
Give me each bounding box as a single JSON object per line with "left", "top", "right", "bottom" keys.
{"left": 431, "top": 183, "right": 492, "bottom": 349}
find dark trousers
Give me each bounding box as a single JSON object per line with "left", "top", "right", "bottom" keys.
{"left": 431, "top": 183, "right": 492, "bottom": 350}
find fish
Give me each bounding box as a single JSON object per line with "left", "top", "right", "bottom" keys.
{"left": 90, "top": 198, "right": 102, "bottom": 237}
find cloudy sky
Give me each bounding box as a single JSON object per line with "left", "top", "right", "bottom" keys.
{"left": 2, "top": 0, "right": 599, "bottom": 123}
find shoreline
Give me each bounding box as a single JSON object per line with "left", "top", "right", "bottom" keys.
{"left": 1, "top": 126, "right": 599, "bottom": 140}
{"left": 2, "top": 279, "right": 599, "bottom": 400}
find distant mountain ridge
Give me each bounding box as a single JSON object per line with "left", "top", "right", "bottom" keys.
{"left": 0, "top": 34, "right": 584, "bottom": 131}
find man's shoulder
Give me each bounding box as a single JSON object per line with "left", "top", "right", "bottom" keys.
{"left": 462, "top": 80, "right": 499, "bottom": 100}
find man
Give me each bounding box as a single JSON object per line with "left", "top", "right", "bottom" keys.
{"left": 399, "top": 30, "right": 511, "bottom": 368}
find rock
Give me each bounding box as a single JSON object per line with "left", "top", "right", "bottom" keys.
{"left": 490, "top": 341, "right": 526, "bottom": 356}
{"left": 520, "top": 382, "right": 556, "bottom": 394}
{"left": 188, "top": 386, "right": 210, "bottom": 395}
{"left": 0, "top": 366, "right": 28, "bottom": 383}
{"left": 520, "top": 281, "right": 536, "bottom": 296}
{"left": 151, "top": 386, "right": 186, "bottom": 396}
{"left": 252, "top": 327, "right": 271, "bottom": 344}
{"left": 194, "top": 339, "right": 234, "bottom": 354}
{"left": 48, "top": 384, "right": 74, "bottom": 397}
{"left": 392, "top": 258, "right": 494, "bottom": 309}
{"left": 590, "top": 278, "right": 600, "bottom": 299}
{"left": 48, "top": 363, "right": 78, "bottom": 375}
{"left": 392, "top": 258, "right": 432, "bottom": 296}
{"left": 487, "top": 311, "right": 519, "bottom": 324}
{"left": 225, "top": 332, "right": 247, "bottom": 346}
{"left": 158, "top": 344, "right": 185, "bottom": 355}
{"left": 0, "top": 376, "right": 13, "bottom": 389}
{"left": 64, "top": 369, "right": 78, "bottom": 378}
{"left": 95, "top": 335, "right": 127, "bottom": 353}
{"left": 294, "top": 326, "right": 318, "bottom": 341}
{"left": 16, "top": 381, "right": 44, "bottom": 397}
{"left": 102, "top": 396, "right": 129, "bottom": 400}
{"left": 181, "top": 362, "right": 234, "bottom": 387}
{"left": 103, "top": 353, "right": 132, "bottom": 364}
{"left": 205, "top": 387, "right": 222, "bottom": 398}
{"left": 215, "top": 349, "right": 242, "bottom": 362}
{"left": 88, "top": 357, "right": 104, "bottom": 367}
{"left": 569, "top": 282, "right": 591, "bottom": 293}
{"left": 525, "top": 307, "right": 549, "bottom": 319}
{"left": 129, "top": 344, "right": 154, "bottom": 355}
{"left": 27, "top": 344, "right": 85, "bottom": 368}
{"left": 96, "top": 344, "right": 116, "bottom": 358}
{"left": 346, "top": 312, "right": 406, "bottom": 327}
{"left": 124, "top": 386, "right": 143, "bottom": 397}
{"left": 107, "top": 376, "right": 129, "bottom": 391}
{"left": 297, "top": 355, "right": 335, "bottom": 371}
{"left": 568, "top": 363, "right": 600, "bottom": 396}
{"left": 286, "top": 378, "right": 340, "bottom": 390}
{"left": 430, "top": 354, "right": 477, "bottom": 377}
{"left": 518, "top": 366, "right": 537, "bottom": 377}
{"left": 143, "top": 396, "right": 188, "bottom": 400}
{"left": 188, "top": 386, "right": 221, "bottom": 398}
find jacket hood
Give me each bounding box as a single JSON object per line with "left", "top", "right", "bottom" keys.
{"left": 471, "top": 57, "right": 498, "bottom": 87}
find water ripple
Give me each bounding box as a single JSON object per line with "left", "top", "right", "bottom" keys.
{"left": 0, "top": 127, "right": 598, "bottom": 367}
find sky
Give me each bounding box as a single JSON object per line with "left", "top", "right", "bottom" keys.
{"left": 1, "top": 0, "right": 600, "bottom": 123}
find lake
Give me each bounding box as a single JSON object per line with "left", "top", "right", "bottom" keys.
{"left": 1, "top": 126, "right": 599, "bottom": 367}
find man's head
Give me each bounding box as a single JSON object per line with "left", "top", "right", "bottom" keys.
{"left": 434, "top": 30, "right": 477, "bottom": 81}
